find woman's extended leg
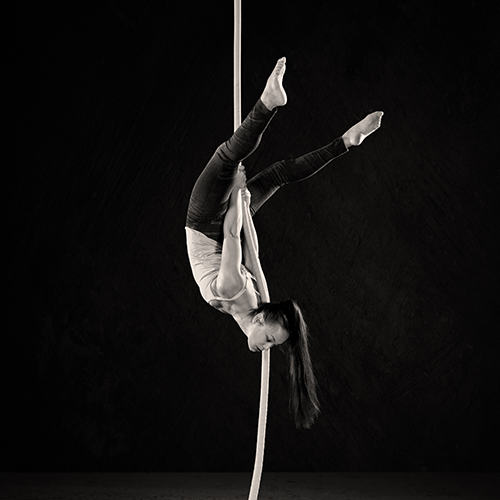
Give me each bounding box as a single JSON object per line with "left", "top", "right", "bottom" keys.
{"left": 247, "top": 111, "right": 383, "bottom": 216}
{"left": 186, "top": 58, "right": 287, "bottom": 242}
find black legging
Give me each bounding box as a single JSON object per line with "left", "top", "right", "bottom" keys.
{"left": 186, "top": 98, "right": 348, "bottom": 243}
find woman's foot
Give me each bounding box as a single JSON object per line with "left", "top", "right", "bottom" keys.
{"left": 342, "top": 111, "right": 384, "bottom": 148}
{"left": 261, "top": 57, "right": 287, "bottom": 110}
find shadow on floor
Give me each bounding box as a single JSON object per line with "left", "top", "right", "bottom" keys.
{"left": 0, "top": 472, "right": 499, "bottom": 499}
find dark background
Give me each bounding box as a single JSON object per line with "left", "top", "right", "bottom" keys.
{"left": 3, "top": 0, "right": 500, "bottom": 473}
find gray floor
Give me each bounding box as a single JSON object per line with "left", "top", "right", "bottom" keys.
{"left": 0, "top": 473, "right": 499, "bottom": 499}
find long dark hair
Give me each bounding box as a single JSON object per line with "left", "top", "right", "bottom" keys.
{"left": 253, "top": 299, "right": 320, "bottom": 429}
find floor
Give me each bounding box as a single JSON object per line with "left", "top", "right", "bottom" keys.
{"left": 0, "top": 473, "right": 499, "bottom": 499}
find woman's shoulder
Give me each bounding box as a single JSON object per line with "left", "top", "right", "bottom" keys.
{"left": 213, "top": 271, "right": 246, "bottom": 300}
{"left": 209, "top": 273, "right": 259, "bottom": 314}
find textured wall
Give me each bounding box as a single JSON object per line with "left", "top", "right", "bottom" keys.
{"left": 3, "top": 1, "right": 499, "bottom": 472}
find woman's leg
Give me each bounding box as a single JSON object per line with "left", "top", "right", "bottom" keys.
{"left": 186, "top": 58, "right": 287, "bottom": 242}
{"left": 185, "top": 99, "right": 276, "bottom": 237}
{"left": 247, "top": 137, "right": 348, "bottom": 216}
{"left": 247, "top": 111, "right": 384, "bottom": 216}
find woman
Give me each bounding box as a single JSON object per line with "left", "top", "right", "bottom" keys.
{"left": 185, "top": 57, "right": 383, "bottom": 428}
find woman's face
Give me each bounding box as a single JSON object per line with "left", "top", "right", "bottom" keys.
{"left": 247, "top": 313, "right": 289, "bottom": 352}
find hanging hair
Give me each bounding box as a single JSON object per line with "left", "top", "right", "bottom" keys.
{"left": 252, "top": 299, "right": 320, "bottom": 429}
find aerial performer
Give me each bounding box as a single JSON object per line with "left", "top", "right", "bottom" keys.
{"left": 185, "top": 57, "right": 383, "bottom": 429}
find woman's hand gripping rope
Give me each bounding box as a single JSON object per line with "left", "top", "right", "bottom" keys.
{"left": 241, "top": 187, "right": 251, "bottom": 207}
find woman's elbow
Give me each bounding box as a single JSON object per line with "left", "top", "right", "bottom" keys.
{"left": 225, "top": 226, "right": 241, "bottom": 240}
{"left": 223, "top": 215, "right": 242, "bottom": 239}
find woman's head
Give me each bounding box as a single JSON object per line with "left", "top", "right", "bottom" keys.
{"left": 246, "top": 310, "right": 289, "bottom": 352}
{"left": 249, "top": 300, "right": 320, "bottom": 429}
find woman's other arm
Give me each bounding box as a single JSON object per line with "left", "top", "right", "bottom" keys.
{"left": 241, "top": 189, "right": 269, "bottom": 300}
{"left": 216, "top": 187, "right": 246, "bottom": 297}
{"left": 241, "top": 189, "right": 261, "bottom": 275}
{"left": 241, "top": 189, "right": 259, "bottom": 256}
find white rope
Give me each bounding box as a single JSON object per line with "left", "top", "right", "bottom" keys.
{"left": 233, "top": 1, "right": 271, "bottom": 499}
{"left": 233, "top": 0, "right": 241, "bottom": 131}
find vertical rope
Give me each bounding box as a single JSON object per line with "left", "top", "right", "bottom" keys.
{"left": 233, "top": 1, "right": 271, "bottom": 499}
{"left": 233, "top": 0, "right": 241, "bottom": 131}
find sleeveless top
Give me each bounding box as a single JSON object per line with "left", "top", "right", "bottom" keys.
{"left": 185, "top": 227, "right": 257, "bottom": 305}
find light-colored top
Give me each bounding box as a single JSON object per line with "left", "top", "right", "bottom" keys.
{"left": 185, "top": 227, "right": 257, "bottom": 307}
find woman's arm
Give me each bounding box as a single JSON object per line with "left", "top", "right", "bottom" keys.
{"left": 241, "top": 190, "right": 269, "bottom": 300}
{"left": 241, "top": 189, "right": 259, "bottom": 256}
{"left": 241, "top": 190, "right": 261, "bottom": 276}
{"left": 216, "top": 187, "right": 246, "bottom": 297}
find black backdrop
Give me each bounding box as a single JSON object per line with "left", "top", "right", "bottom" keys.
{"left": 3, "top": 1, "right": 500, "bottom": 472}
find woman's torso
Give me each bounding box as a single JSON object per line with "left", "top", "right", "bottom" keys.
{"left": 185, "top": 227, "right": 259, "bottom": 315}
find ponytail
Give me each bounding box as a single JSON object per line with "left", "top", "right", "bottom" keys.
{"left": 253, "top": 300, "right": 320, "bottom": 428}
